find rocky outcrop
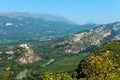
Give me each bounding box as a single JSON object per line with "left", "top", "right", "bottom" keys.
{"left": 54, "top": 22, "right": 120, "bottom": 54}
{"left": 17, "top": 44, "right": 40, "bottom": 64}
{"left": 6, "top": 50, "right": 14, "bottom": 55}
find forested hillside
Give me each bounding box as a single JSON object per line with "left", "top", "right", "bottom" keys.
{"left": 76, "top": 40, "right": 120, "bottom": 80}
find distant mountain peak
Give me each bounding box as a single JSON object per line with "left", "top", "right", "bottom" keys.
{"left": 84, "top": 22, "right": 97, "bottom": 25}
{"left": 0, "top": 12, "right": 75, "bottom": 24}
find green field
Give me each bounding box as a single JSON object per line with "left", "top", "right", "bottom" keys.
{"left": 16, "top": 69, "right": 28, "bottom": 80}
{"left": 32, "top": 53, "right": 87, "bottom": 75}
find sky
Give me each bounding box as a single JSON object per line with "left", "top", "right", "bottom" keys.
{"left": 0, "top": 0, "right": 120, "bottom": 24}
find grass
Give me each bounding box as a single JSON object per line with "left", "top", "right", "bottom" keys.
{"left": 36, "top": 53, "right": 87, "bottom": 74}
{"left": 0, "top": 67, "right": 12, "bottom": 78}
{"left": 16, "top": 69, "right": 28, "bottom": 80}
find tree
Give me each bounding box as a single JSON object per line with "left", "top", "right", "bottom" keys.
{"left": 80, "top": 51, "right": 119, "bottom": 79}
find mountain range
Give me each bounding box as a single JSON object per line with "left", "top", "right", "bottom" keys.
{"left": 54, "top": 22, "right": 120, "bottom": 54}
{"left": 1, "top": 21, "right": 120, "bottom": 65}
{"left": 0, "top": 13, "right": 120, "bottom": 79}
{"left": 0, "top": 13, "right": 97, "bottom": 41}
{"left": 0, "top": 13, "right": 120, "bottom": 61}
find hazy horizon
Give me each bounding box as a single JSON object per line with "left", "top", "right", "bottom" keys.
{"left": 0, "top": 0, "right": 120, "bottom": 24}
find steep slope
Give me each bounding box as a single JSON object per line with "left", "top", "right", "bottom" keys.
{"left": 17, "top": 44, "right": 40, "bottom": 64}
{"left": 76, "top": 40, "right": 120, "bottom": 79}
{"left": 54, "top": 22, "right": 120, "bottom": 54}
{"left": 0, "top": 43, "right": 40, "bottom": 65}
{"left": 0, "top": 13, "right": 97, "bottom": 41}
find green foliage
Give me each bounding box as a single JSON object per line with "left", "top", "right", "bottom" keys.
{"left": 41, "top": 71, "right": 120, "bottom": 80}
{"left": 77, "top": 40, "right": 120, "bottom": 79}
{"left": 1, "top": 40, "right": 120, "bottom": 80}
{"left": 31, "top": 53, "right": 87, "bottom": 76}
{"left": 41, "top": 72, "right": 73, "bottom": 80}
{"left": 16, "top": 69, "right": 28, "bottom": 80}
{"left": 82, "top": 51, "right": 118, "bottom": 77}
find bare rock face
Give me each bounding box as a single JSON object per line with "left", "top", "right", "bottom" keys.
{"left": 17, "top": 44, "right": 40, "bottom": 64}
{"left": 6, "top": 50, "right": 14, "bottom": 55}
{"left": 54, "top": 22, "right": 120, "bottom": 54}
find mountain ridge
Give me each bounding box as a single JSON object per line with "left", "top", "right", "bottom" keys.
{"left": 53, "top": 21, "right": 120, "bottom": 54}
{"left": 0, "top": 12, "right": 98, "bottom": 41}
{"left": 0, "top": 12, "right": 75, "bottom": 24}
